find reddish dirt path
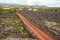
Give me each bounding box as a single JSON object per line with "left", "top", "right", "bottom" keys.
{"left": 16, "top": 13, "right": 57, "bottom": 40}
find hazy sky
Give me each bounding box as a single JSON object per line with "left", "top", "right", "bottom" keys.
{"left": 0, "top": 0, "right": 60, "bottom": 7}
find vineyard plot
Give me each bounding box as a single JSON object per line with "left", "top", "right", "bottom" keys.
{"left": 0, "top": 13, "right": 36, "bottom": 40}
{"left": 19, "top": 10, "right": 60, "bottom": 40}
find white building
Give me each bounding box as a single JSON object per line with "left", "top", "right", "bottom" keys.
{"left": 28, "top": 8, "right": 32, "bottom": 11}
{"left": 20, "top": 8, "right": 22, "bottom": 10}
{"left": 33, "top": 8, "right": 38, "bottom": 11}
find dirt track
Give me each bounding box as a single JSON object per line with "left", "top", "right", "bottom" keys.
{"left": 16, "top": 13, "right": 57, "bottom": 40}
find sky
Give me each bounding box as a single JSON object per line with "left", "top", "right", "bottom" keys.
{"left": 0, "top": 0, "right": 60, "bottom": 7}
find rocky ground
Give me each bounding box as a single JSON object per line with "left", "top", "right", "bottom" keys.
{"left": 19, "top": 10, "right": 60, "bottom": 40}
{"left": 0, "top": 13, "right": 36, "bottom": 40}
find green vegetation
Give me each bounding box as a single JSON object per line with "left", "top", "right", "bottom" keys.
{"left": 0, "top": 6, "right": 60, "bottom": 14}
{"left": 0, "top": 7, "right": 30, "bottom": 40}
{"left": 0, "top": 9, "right": 9, "bottom": 14}
{"left": 22, "top": 7, "right": 60, "bottom": 12}
{"left": 36, "top": 7, "right": 60, "bottom": 12}
{"left": 9, "top": 8, "right": 16, "bottom": 13}
{"left": 0, "top": 14, "right": 30, "bottom": 39}
{"left": 0, "top": 7, "right": 19, "bottom": 14}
